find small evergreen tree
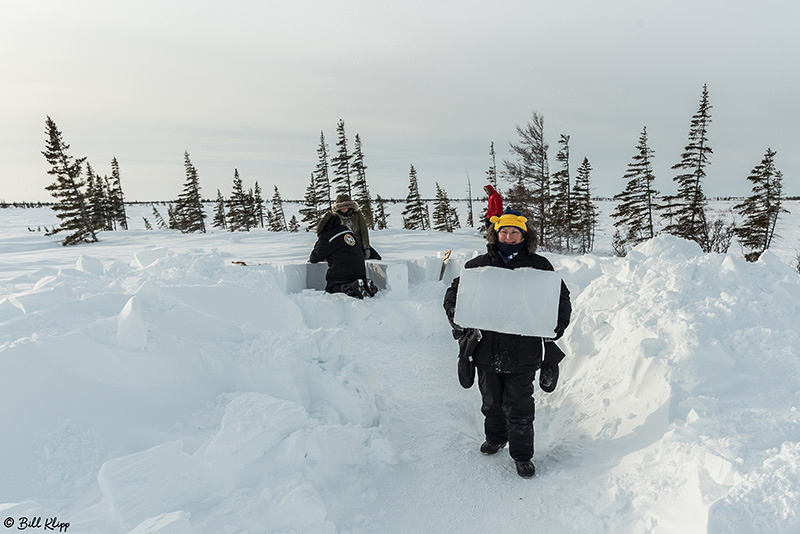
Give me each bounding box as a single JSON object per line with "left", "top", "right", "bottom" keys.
{"left": 486, "top": 142, "right": 498, "bottom": 187}
{"left": 733, "top": 148, "right": 788, "bottom": 261}
{"left": 268, "top": 186, "right": 287, "bottom": 231}
{"left": 212, "top": 189, "right": 227, "bottom": 230}
{"left": 41, "top": 116, "right": 98, "bottom": 245}
{"left": 330, "top": 119, "right": 352, "bottom": 197}
{"left": 227, "top": 169, "right": 250, "bottom": 232}
{"left": 433, "top": 183, "right": 455, "bottom": 232}
{"left": 300, "top": 172, "right": 323, "bottom": 231}
{"left": 374, "top": 194, "right": 389, "bottom": 230}
{"left": 351, "top": 134, "right": 374, "bottom": 228}
{"left": 245, "top": 188, "right": 258, "bottom": 229}
{"left": 85, "top": 162, "right": 109, "bottom": 231}
{"left": 314, "top": 131, "right": 332, "bottom": 210}
{"left": 109, "top": 156, "right": 128, "bottom": 230}
{"left": 253, "top": 182, "right": 266, "bottom": 228}
{"left": 402, "top": 164, "right": 428, "bottom": 230}
{"left": 661, "top": 84, "right": 713, "bottom": 251}
{"left": 550, "top": 134, "right": 572, "bottom": 252}
{"left": 571, "top": 157, "right": 597, "bottom": 254}
{"left": 465, "top": 171, "right": 474, "bottom": 227}
{"left": 152, "top": 204, "right": 168, "bottom": 229}
{"left": 175, "top": 151, "right": 206, "bottom": 233}
{"left": 288, "top": 215, "right": 300, "bottom": 233}
{"left": 143, "top": 217, "right": 153, "bottom": 230}
{"left": 611, "top": 126, "right": 659, "bottom": 252}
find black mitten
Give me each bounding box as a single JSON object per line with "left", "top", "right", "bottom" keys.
{"left": 539, "top": 362, "right": 559, "bottom": 393}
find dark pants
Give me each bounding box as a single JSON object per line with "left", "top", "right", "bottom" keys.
{"left": 478, "top": 369, "right": 536, "bottom": 461}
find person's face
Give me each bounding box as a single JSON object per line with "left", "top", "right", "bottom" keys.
{"left": 498, "top": 227, "right": 524, "bottom": 245}
{"left": 339, "top": 207, "right": 351, "bottom": 214}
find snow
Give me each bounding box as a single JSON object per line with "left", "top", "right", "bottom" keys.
{"left": 1, "top": 200, "right": 799, "bottom": 533}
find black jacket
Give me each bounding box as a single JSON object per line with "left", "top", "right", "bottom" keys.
{"left": 443, "top": 231, "right": 571, "bottom": 374}
{"left": 309, "top": 212, "right": 367, "bottom": 291}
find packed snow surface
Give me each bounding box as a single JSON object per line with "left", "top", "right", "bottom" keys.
{"left": 1, "top": 201, "right": 799, "bottom": 533}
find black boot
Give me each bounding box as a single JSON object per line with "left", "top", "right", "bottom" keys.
{"left": 341, "top": 280, "right": 364, "bottom": 299}
{"left": 515, "top": 460, "right": 536, "bottom": 478}
{"left": 479, "top": 440, "right": 507, "bottom": 455}
{"left": 364, "top": 279, "right": 378, "bottom": 297}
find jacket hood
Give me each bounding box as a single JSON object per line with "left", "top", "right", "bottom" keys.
{"left": 333, "top": 194, "right": 359, "bottom": 212}
{"left": 483, "top": 184, "right": 497, "bottom": 195}
{"left": 316, "top": 211, "right": 341, "bottom": 235}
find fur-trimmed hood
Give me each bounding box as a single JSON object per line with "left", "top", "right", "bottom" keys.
{"left": 316, "top": 211, "right": 341, "bottom": 235}
{"left": 333, "top": 194, "right": 359, "bottom": 212}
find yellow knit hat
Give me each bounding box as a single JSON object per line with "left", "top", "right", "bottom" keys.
{"left": 490, "top": 210, "right": 527, "bottom": 233}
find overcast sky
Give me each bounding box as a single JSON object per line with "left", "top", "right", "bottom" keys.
{"left": 2, "top": 0, "right": 798, "bottom": 204}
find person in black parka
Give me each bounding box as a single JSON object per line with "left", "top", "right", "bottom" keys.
{"left": 309, "top": 211, "right": 377, "bottom": 299}
{"left": 443, "top": 208, "right": 571, "bottom": 478}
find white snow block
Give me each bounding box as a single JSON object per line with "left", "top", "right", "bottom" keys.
{"left": 454, "top": 266, "right": 562, "bottom": 337}
{"left": 306, "top": 262, "right": 328, "bottom": 291}
{"left": 97, "top": 441, "right": 216, "bottom": 531}
{"left": 117, "top": 296, "right": 148, "bottom": 350}
{"left": 266, "top": 262, "right": 308, "bottom": 293}
{"left": 367, "top": 262, "right": 408, "bottom": 298}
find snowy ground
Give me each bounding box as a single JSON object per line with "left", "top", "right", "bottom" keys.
{"left": 1, "top": 200, "right": 799, "bottom": 533}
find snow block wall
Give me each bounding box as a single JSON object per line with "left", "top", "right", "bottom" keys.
{"left": 254, "top": 258, "right": 450, "bottom": 299}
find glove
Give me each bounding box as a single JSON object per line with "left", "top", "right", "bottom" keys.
{"left": 446, "top": 307, "right": 467, "bottom": 339}
{"left": 452, "top": 325, "right": 467, "bottom": 340}
{"left": 553, "top": 323, "right": 566, "bottom": 340}
{"left": 363, "top": 247, "right": 371, "bottom": 259}
{"left": 539, "top": 362, "right": 559, "bottom": 393}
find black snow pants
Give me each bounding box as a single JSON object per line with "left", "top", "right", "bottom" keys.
{"left": 478, "top": 369, "right": 536, "bottom": 461}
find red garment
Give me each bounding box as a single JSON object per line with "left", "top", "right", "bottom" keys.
{"left": 484, "top": 185, "right": 503, "bottom": 220}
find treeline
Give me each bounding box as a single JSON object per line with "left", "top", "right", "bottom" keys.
{"left": 38, "top": 85, "right": 792, "bottom": 262}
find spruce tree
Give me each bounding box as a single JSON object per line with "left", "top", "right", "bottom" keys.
{"left": 314, "top": 131, "right": 332, "bottom": 211}
{"left": 245, "top": 188, "right": 258, "bottom": 229}
{"left": 227, "top": 169, "right": 250, "bottom": 231}
{"left": 42, "top": 116, "right": 98, "bottom": 245}
{"left": 85, "top": 163, "right": 109, "bottom": 231}
{"left": 152, "top": 204, "right": 168, "bottom": 229}
{"left": 109, "top": 156, "right": 128, "bottom": 230}
{"left": 351, "top": 134, "right": 373, "bottom": 228}
{"left": 486, "top": 142, "right": 498, "bottom": 187}
{"left": 433, "top": 183, "right": 454, "bottom": 232}
{"left": 212, "top": 189, "right": 227, "bottom": 230}
{"left": 402, "top": 164, "right": 427, "bottom": 230}
{"left": 269, "top": 186, "right": 287, "bottom": 231}
{"left": 300, "top": 172, "right": 322, "bottom": 231}
{"left": 374, "top": 194, "right": 389, "bottom": 230}
{"left": 550, "top": 134, "right": 572, "bottom": 252}
{"left": 571, "top": 157, "right": 597, "bottom": 254}
{"left": 288, "top": 215, "right": 300, "bottom": 233}
{"left": 611, "top": 126, "right": 659, "bottom": 252}
{"left": 465, "top": 171, "right": 474, "bottom": 227}
{"left": 503, "top": 110, "right": 549, "bottom": 247}
{"left": 733, "top": 148, "right": 788, "bottom": 261}
{"left": 661, "top": 84, "right": 713, "bottom": 251}
{"left": 330, "top": 119, "right": 352, "bottom": 197}
{"left": 253, "top": 182, "right": 266, "bottom": 228}
{"left": 175, "top": 151, "right": 206, "bottom": 233}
